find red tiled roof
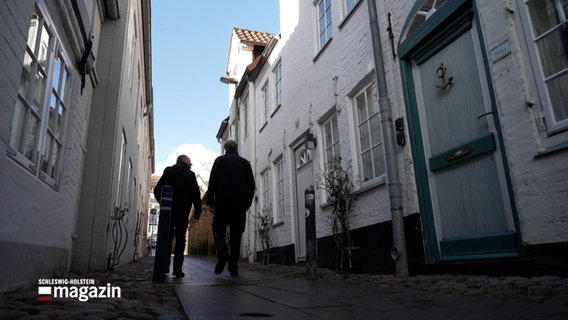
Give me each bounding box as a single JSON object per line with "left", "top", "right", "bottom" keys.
{"left": 233, "top": 27, "right": 273, "bottom": 45}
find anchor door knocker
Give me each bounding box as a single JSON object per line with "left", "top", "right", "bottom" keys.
{"left": 435, "top": 63, "right": 454, "bottom": 90}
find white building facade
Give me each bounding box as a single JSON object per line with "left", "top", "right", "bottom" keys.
{"left": 222, "top": 0, "right": 567, "bottom": 274}
{"left": 0, "top": 0, "right": 154, "bottom": 292}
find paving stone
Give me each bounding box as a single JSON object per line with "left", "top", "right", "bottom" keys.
{"left": 242, "top": 261, "right": 568, "bottom": 306}
{"left": 1, "top": 255, "right": 567, "bottom": 319}
{"left": 0, "top": 257, "right": 186, "bottom": 320}
{"left": 0, "top": 309, "right": 30, "bottom": 320}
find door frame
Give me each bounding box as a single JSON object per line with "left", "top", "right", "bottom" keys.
{"left": 398, "top": 0, "right": 522, "bottom": 263}
{"left": 291, "top": 134, "right": 314, "bottom": 262}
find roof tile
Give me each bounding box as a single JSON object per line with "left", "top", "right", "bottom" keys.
{"left": 234, "top": 27, "right": 273, "bottom": 45}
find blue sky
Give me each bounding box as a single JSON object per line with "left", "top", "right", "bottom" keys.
{"left": 152, "top": 1, "right": 280, "bottom": 175}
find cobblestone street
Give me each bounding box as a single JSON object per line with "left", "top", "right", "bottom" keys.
{"left": 0, "top": 257, "right": 186, "bottom": 320}
{"left": 1, "top": 255, "right": 567, "bottom": 319}
{"left": 247, "top": 263, "right": 568, "bottom": 306}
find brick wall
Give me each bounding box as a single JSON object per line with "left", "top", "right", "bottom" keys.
{"left": 188, "top": 205, "right": 215, "bottom": 255}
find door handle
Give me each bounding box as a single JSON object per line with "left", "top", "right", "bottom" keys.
{"left": 477, "top": 111, "right": 493, "bottom": 119}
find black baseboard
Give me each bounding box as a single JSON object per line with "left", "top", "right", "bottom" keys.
{"left": 255, "top": 213, "right": 568, "bottom": 277}
{"left": 416, "top": 242, "right": 568, "bottom": 277}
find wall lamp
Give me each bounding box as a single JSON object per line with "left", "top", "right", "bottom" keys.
{"left": 305, "top": 132, "right": 317, "bottom": 150}
{"left": 219, "top": 76, "right": 239, "bottom": 84}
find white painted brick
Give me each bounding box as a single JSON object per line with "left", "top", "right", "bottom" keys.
{"left": 235, "top": 0, "right": 568, "bottom": 260}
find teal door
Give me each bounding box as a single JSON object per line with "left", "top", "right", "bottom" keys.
{"left": 399, "top": 1, "right": 519, "bottom": 262}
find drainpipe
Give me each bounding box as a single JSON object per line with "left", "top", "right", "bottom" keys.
{"left": 105, "top": 0, "right": 120, "bottom": 20}
{"left": 367, "top": 0, "right": 409, "bottom": 277}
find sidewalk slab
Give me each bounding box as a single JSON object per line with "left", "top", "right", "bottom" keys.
{"left": 173, "top": 256, "right": 568, "bottom": 320}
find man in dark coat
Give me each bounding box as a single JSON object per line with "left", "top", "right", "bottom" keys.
{"left": 154, "top": 155, "right": 202, "bottom": 278}
{"left": 206, "top": 140, "right": 255, "bottom": 276}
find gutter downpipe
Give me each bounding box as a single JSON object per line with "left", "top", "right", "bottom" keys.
{"left": 105, "top": 0, "right": 120, "bottom": 20}
{"left": 141, "top": 0, "right": 154, "bottom": 171}
{"left": 367, "top": 0, "right": 409, "bottom": 277}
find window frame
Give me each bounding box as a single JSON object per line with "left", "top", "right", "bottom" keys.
{"left": 316, "top": 0, "right": 333, "bottom": 50}
{"left": 344, "top": 0, "right": 360, "bottom": 15}
{"left": 116, "top": 130, "right": 127, "bottom": 204}
{"left": 338, "top": 0, "right": 363, "bottom": 29}
{"left": 517, "top": 0, "right": 568, "bottom": 142}
{"left": 273, "top": 61, "right": 282, "bottom": 112}
{"left": 127, "top": 10, "right": 137, "bottom": 90}
{"left": 242, "top": 94, "right": 249, "bottom": 140}
{"left": 231, "top": 105, "right": 240, "bottom": 143}
{"left": 8, "top": 4, "right": 73, "bottom": 189}
{"left": 261, "top": 80, "right": 270, "bottom": 127}
{"left": 354, "top": 83, "right": 385, "bottom": 184}
{"left": 260, "top": 168, "right": 271, "bottom": 216}
{"left": 322, "top": 113, "right": 341, "bottom": 166}
{"left": 274, "top": 156, "right": 285, "bottom": 223}
{"left": 41, "top": 52, "right": 70, "bottom": 182}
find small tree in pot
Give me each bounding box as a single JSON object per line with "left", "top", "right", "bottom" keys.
{"left": 318, "top": 156, "right": 356, "bottom": 272}
{"left": 255, "top": 207, "right": 274, "bottom": 265}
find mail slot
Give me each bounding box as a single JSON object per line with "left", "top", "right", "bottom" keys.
{"left": 445, "top": 145, "right": 473, "bottom": 161}
{"left": 429, "top": 133, "right": 496, "bottom": 172}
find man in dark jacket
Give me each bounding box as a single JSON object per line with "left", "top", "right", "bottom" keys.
{"left": 206, "top": 140, "right": 255, "bottom": 276}
{"left": 154, "top": 155, "right": 202, "bottom": 278}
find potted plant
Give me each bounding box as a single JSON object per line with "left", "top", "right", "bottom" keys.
{"left": 255, "top": 207, "right": 274, "bottom": 265}
{"left": 318, "top": 156, "right": 356, "bottom": 272}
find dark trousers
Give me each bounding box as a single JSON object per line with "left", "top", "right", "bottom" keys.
{"left": 212, "top": 204, "right": 247, "bottom": 268}
{"left": 168, "top": 215, "right": 189, "bottom": 270}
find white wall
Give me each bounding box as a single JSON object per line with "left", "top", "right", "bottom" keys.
{"left": 248, "top": 0, "right": 415, "bottom": 257}
{"left": 0, "top": 0, "right": 97, "bottom": 291}
{"left": 74, "top": 0, "right": 152, "bottom": 272}
{"left": 473, "top": 0, "right": 568, "bottom": 245}
{"left": 244, "top": 0, "right": 568, "bottom": 263}
{"left": 381, "top": 0, "right": 568, "bottom": 246}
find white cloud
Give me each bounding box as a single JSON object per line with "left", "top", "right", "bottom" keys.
{"left": 155, "top": 143, "right": 219, "bottom": 188}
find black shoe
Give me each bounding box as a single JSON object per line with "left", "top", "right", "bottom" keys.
{"left": 173, "top": 268, "right": 185, "bottom": 278}
{"left": 228, "top": 265, "right": 238, "bottom": 277}
{"left": 214, "top": 255, "right": 229, "bottom": 275}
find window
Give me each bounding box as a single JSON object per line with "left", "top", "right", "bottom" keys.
{"left": 261, "top": 169, "right": 271, "bottom": 214}
{"left": 42, "top": 53, "right": 69, "bottom": 179}
{"left": 275, "top": 158, "right": 285, "bottom": 222}
{"left": 297, "top": 149, "right": 312, "bottom": 168}
{"left": 231, "top": 107, "right": 239, "bottom": 142}
{"left": 242, "top": 96, "right": 249, "bottom": 139}
{"left": 127, "top": 159, "right": 133, "bottom": 207}
{"left": 323, "top": 114, "right": 341, "bottom": 165}
{"left": 117, "top": 131, "right": 127, "bottom": 203}
{"left": 128, "top": 11, "right": 137, "bottom": 89}
{"left": 317, "top": 0, "right": 333, "bottom": 49}
{"left": 135, "top": 64, "right": 141, "bottom": 123}
{"left": 406, "top": 0, "right": 448, "bottom": 37}
{"left": 261, "top": 81, "right": 269, "bottom": 124}
{"left": 522, "top": 0, "right": 568, "bottom": 134}
{"left": 274, "top": 62, "right": 282, "bottom": 109}
{"left": 9, "top": 6, "right": 71, "bottom": 187}
{"left": 355, "top": 83, "right": 384, "bottom": 182}
{"left": 345, "top": 0, "right": 359, "bottom": 13}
